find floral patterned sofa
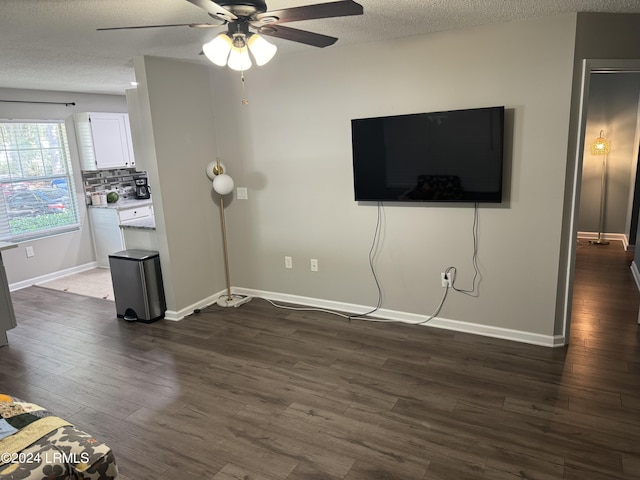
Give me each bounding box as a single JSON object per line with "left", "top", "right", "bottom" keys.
{"left": 0, "top": 394, "right": 117, "bottom": 479}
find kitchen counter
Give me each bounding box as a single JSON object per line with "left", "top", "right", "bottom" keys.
{"left": 88, "top": 197, "right": 153, "bottom": 210}
{"left": 0, "top": 242, "right": 18, "bottom": 252}
{"left": 120, "top": 216, "right": 156, "bottom": 230}
{"left": 87, "top": 198, "right": 155, "bottom": 266}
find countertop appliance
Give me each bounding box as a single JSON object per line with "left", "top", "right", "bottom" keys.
{"left": 134, "top": 178, "right": 151, "bottom": 199}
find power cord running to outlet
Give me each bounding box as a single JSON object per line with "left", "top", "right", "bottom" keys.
{"left": 261, "top": 201, "right": 476, "bottom": 325}
{"left": 262, "top": 201, "right": 447, "bottom": 326}
{"left": 444, "top": 202, "right": 481, "bottom": 297}
{"left": 259, "top": 202, "right": 384, "bottom": 321}
{"left": 348, "top": 201, "right": 384, "bottom": 321}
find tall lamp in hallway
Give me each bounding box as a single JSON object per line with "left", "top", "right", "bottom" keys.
{"left": 590, "top": 130, "right": 611, "bottom": 245}
{"left": 206, "top": 159, "right": 252, "bottom": 307}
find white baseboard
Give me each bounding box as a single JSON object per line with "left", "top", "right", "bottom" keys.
{"left": 577, "top": 231, "right": 630, "bottom": 250}
{"left": 233, "top": 287, "right": 565, "bottom": 348}
{"left": 9, "top": 262, "right": 99, "bottom": 292}
{"left": 11, "top": 266, "right": 565, "bottom": 347}
{"left": 164, "top": 289, "right": 227, "bottom": 321}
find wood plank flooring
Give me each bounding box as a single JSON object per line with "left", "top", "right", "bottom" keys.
{"left": 1, "top": 239, "right": 639, "bottom": 479}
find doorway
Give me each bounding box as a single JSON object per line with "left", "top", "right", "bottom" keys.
{"left": 563, "top": 59, "right": 640, "bottom": 343}
{"left": 577, "top": 71, "right": 640, "bottom": 249}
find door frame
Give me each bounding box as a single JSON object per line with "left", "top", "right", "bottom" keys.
{"left": 562, "top": 58, "right": 640, "bottom": 342}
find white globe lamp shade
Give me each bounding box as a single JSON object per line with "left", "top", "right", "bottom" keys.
{"left": 203, "top": 34, "right": 232, "bottom": 67}
{"left": 213, "top": 174, "right": 234, "bottom": 196}
{"left": 205, "top": 160, "right": 227, "bottom": 180}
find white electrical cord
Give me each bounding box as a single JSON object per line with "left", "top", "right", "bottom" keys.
{"left": 347, "top": 201, "right": 384, "bottom": 321}
{"left": 255, "top": 202, "right": 385, "bottom": 321}
{"left": 445, "top": 202, "right": 481, "bottom": 297}
{"left": 255, "top": 200, "right": 452, "bottom": 326}
{"left": 254, "top": 282, "right": 449, "bottom": 325}
{"left": 258, "top": 297, "right": 352, "bottom": 319}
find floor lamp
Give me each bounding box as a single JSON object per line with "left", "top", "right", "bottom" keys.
{"left": 589, "top": 130, "right": 611, "bottom": 245}
{"left": 206, "top": 159, "right": 252, "bottom": 308}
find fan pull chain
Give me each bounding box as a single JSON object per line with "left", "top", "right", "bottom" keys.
{"left": 241, "top": 71, "right": 248, "bottom": 106}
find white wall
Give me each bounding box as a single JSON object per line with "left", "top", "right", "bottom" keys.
{"left": 0, "top": 88, "right": 128, "bottom": 285}
{"left": 208, "top": 14, "right": 577, "bottom": 341}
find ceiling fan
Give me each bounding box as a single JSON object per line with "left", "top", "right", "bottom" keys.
{"left": 98, "top": 0, "right": 364, "bottom": 70}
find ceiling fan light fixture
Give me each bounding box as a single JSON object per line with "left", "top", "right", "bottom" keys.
{"left": 247, "top": 33, "right": 277, "bottom": 66}
{"left": 227, "top": 45, "right": 252, "bottom": 71}
{"left": 203, "top": 33, "right": 233, "bottom": 67}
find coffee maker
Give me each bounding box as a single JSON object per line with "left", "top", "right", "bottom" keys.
{"left": 134, "top": 178, "right": 151, "bottom": 199}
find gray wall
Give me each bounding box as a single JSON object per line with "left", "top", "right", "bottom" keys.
{"left": 579, "top": 73, "right": 640, "bottom": 236}
{"left": 208, "top": 14, "right": 578, "bottom": 339}
{"left": 7, "top": 12, "right": 640, "bottom": 342}
{"left": 0, "top": 88, "right": 127, "bottom": 285}
{"left": 129, "top": 57, "right": 226, "bottom": 317}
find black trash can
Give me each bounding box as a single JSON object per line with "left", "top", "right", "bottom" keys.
{"left": 108, "top": 249, "right": 166, "bottom": 323}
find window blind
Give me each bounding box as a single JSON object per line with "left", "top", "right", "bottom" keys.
{"left": 0, "top": 121, "right": 80, "bottom": 242}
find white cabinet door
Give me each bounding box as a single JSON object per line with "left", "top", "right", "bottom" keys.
{"left": 74, "top": 112, "right": 135, "bottom": 170}
{"left": 123, "top": 114, "right": 136, "bottom": 169}
{"left": 90, "top": 113, "right": 132, "bottom": 169}
{"left": 88, "top": 208, "right": 125, "bottom": 268}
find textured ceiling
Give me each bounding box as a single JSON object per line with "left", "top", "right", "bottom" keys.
{"left": 2, "top": 0, "right": 640, "bottom": 95}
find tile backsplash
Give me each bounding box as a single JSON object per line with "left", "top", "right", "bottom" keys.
{"left": 81, "top": 168, "right": 148, "bottom": 204}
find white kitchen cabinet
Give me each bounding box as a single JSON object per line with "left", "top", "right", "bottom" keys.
{"left": 74, "top": 112, "right": 135, "bottom": 170}
{"left": 88, "top": 203, "right": 153, "bottom": 267}
{"left": 88, "top": 208, "right": 124, "bottom": 268}
{"left": 118, "top": 204, "right": 153, "bottom": 223}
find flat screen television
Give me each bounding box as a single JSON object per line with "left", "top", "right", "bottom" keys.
{"left": 351, "top": 106, "right": 505, "bottom": 203}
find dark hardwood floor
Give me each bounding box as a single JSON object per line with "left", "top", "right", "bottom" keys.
{"left": 1, "top": 239, "right": 639, "bottom": 479}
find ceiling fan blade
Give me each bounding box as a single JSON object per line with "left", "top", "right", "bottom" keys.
{"left": 185, "top": 0, "right": 237, "bottom": 21}
{"left": 258, "top": 24, "right": 338, "bottom": 48}
{"left": 256, "top": 0, "right": 362, "bottom": 25}
{"left": 97, "top": 23, "right": 219, "bottom": 31}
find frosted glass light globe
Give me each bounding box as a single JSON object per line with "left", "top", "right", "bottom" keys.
{"left": 213, "top": 174, "right": 234, "bottom": 196}
{"left": 203, "top": 34, "right": 232, "bottom": 67}
{"left": 247, "top": 34, "right": 277, "bottom": 66}
{"left": 227, "top": 46, "right": 252, "bottom": 71}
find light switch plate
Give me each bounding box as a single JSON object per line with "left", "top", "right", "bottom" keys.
{"left": 237, "top": 187, "right": 248, "bottom": 200}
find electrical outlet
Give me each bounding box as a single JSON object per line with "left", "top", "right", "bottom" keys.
{"left": 237, "top": 187, "right": 248, "bottom": 200}
{"left": 25, "top": 246, "right": 34, "bottom": 258}
{"left": 285, "top": 256, "right": 293, "bottom": 269}
{"left": 441, "top": 272, "right": 451, "bottom": 288}
{"left": 310, "top": 259, "right": 318, "bottom": 272}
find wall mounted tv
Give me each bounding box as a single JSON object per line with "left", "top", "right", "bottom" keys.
{"left": 351, "top": 106, "right": 505, "bottom": 203}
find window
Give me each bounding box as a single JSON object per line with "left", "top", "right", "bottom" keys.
{"left": 0, "top": 121, "right": 80, "bottom": 241}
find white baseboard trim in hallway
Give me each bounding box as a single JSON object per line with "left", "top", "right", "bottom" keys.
{"left": 577, "top": 231, "right": 630, "bottom": 250}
